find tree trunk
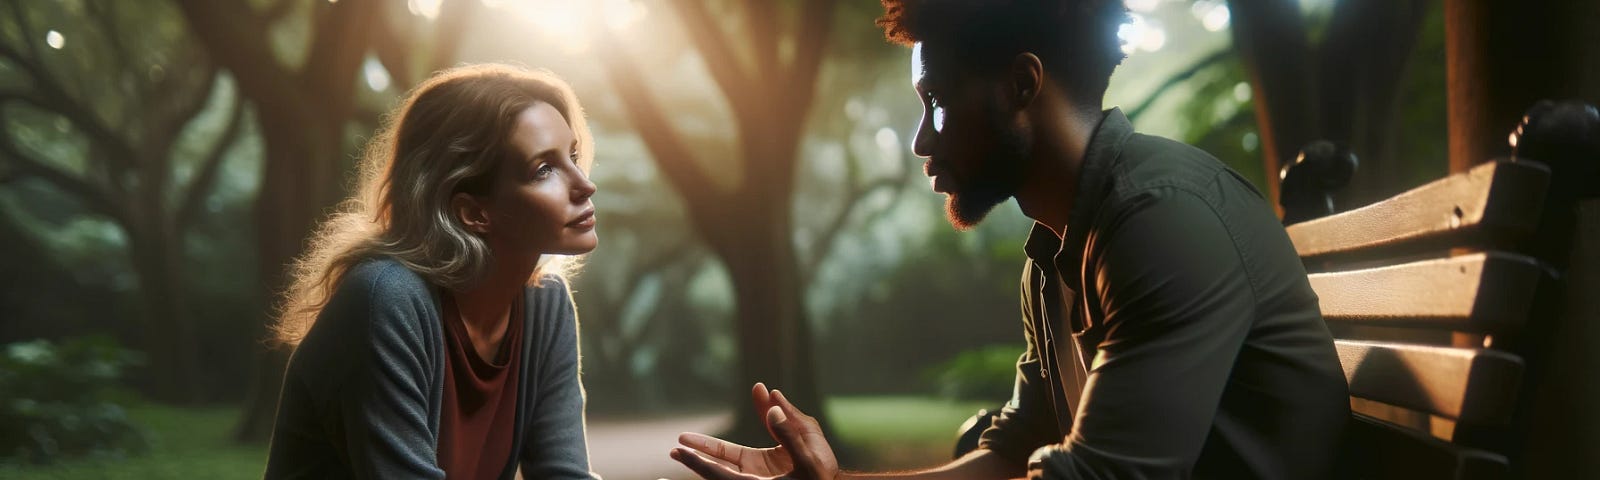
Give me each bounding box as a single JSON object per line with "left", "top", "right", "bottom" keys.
{"left": 1444, "top": 0, "right": 1597, "bottom": 173}
{"left": 1318, "top": 0, "right": 1428, "bottom": 204}
{"left": 1228, "top": 0, "right": 1317, "bottom": 206}
{"left": 234, "top": 107, "right": 346, "bottom": 441}
{"left": 1229, "top": 0, "right": 1428, "bottom": 208}
{"left": 717, "top": 208, "right": 825, "bottom": 444}
{"left": 127, "top": 221, "right": 205, "bottom": 404}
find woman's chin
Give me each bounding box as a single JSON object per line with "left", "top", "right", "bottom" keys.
{"left": 550, "top": 236, "right": 598, "bottom": 256}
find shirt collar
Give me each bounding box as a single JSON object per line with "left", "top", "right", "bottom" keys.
{"left": 1022, "top": 108, "right": 1135, "bottom": 273}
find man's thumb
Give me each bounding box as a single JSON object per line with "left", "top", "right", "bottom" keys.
{"left": 766, "top": 405, "right": 788, "bottom": 427}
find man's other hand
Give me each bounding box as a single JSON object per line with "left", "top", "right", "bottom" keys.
{"left": 670, "top": 383, "right": 839, "bottom": 480}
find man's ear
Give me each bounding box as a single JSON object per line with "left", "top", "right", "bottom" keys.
{"left": 1010, "top": 53, "right": 1044, "bottom": 109}
{"left": 452, "top": 192, "right": 491, "bottom": 234}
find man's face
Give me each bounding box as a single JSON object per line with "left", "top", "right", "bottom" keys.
{"left": 911, "top": 42, "right": 1032, "bottom": 231}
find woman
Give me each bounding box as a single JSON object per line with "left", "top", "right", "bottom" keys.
{"left": 264, "top": 64, "right": 600, "bottom": 479}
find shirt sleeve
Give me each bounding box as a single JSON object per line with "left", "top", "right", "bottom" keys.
{"left": 1030, "top": 188, "right": 1257, "bottom": 479}
{"left": 977, "top": 262, "right": 1068, "bottom": 464}
{"left": 519, "top": 278, "right": 601, "bottom": 479}
{"left": 331, "top": 267, "right": 448, "bottom": 479}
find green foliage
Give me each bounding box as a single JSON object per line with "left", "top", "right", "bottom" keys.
{"left": 922, "top": 344, "right": 1025, "bottom": 402}
{"left": 824, "top": 395, "right": 994, "bottom": 471}
{"left": 0, "top": 404, "right": 264, "bottom": 479}
{"left": 0, "top": 336, "right": 148, "bottom": 465}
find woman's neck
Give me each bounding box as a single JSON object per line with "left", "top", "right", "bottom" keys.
{"left": 449, "top": 260, "right": 536, "bottom": 361}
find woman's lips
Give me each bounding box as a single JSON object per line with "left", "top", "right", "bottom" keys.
{"left": 567, "top": 209, "right": 596, "bottom": 230}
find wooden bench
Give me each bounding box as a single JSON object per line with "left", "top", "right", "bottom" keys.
{"left": 950, "top": 101, "right": 1599, "bottom": 478}
{"left": 1279, "top": 100, "right": 1599, "bottom": 479}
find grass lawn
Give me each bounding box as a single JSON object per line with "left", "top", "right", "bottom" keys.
{"left": 2, "top": 396, "right": 989, "bottom": 478}
{"left": 0, "top": 404, "right": 266, "bottom": 479}
{"left": 825, "top": 396, "right": 994, "bottom": 471}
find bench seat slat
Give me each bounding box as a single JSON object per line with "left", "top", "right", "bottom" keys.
{"left": 1308, "top": 252, "right": 1543, "bottom": 333}
{"left": 1288, "top": 160, "right": 1549, "bottom": 260}
{"left": 1336, "top": 340, "right": 1523, "bottom": 424}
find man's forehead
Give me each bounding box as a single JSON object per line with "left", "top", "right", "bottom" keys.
{"left": 912, "top": 41, "right": 960, "bottom": 90}
{"left": 911, "top": 42, "right": 928, "bottom": 88}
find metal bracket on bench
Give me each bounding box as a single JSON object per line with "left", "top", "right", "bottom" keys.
{"left": 1280, "top": 140, "right": 1359, "bottom": 225}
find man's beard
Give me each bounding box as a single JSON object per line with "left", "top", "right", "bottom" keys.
{"left": 945, "top": 112, "right": 1031, "bottom": 230}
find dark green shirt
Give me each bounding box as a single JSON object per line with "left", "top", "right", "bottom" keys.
{"left": 977, "top": 109, "right": 1349, "bottom": 479}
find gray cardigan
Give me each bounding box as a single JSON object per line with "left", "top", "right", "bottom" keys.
{"left": 264, "top": 258, "right": 598, "bottom": 479}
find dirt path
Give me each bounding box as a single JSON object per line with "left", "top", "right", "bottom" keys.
{"left": 587, "top": 411, "right": 734, "bottom": 480}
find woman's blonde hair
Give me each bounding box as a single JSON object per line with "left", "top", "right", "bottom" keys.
{"left": 272, "top": 64, "right": 594, "bottom": 347}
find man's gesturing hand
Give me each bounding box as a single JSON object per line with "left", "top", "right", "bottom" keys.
{"left": 670, "top": 383, "right": 839, "bottom": 480}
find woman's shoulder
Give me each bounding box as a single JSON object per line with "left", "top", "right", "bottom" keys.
{"left": 310, "top": 257, "right": 440, "bottom": 342}
{"left": 341, "top": 257, "right": 433, "bottom": 301}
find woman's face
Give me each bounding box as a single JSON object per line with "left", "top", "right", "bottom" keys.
{"left": 476, "top": 102, "right": 597, "bottom": 263}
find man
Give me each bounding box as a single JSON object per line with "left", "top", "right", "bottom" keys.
{"left": 670, "top": 0, "right": 1350, "bottom": 478}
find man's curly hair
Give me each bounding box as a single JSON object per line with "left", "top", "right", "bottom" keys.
{"left": 878, "top": 0, "right": 1129, "bottom": 106}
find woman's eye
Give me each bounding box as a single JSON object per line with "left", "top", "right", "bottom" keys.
{"left": 534, "top": 163, "right": 555, "bottom": 179}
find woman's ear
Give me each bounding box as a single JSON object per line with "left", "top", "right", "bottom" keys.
{"left": 452, "top": 192, "right": 491, "bottom": 234}
{"left": 1011, "top": 52, "right": 1044, "bottom": 109}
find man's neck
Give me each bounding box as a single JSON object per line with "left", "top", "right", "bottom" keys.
{"left": 1016, "top": 101, "right": 1102, "bottom": 239}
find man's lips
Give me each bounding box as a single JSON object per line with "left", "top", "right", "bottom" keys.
{"left": 925, "top": 160, "right": 950, "bottom": 193}
{"left": 567, "top": 208, "right": 596, "bottom": 229}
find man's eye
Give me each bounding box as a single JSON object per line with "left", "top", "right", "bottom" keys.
{"left": 931, "top": 102, "right": 946, "bottom": 132}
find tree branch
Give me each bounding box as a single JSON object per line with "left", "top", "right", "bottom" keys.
{"left": 86, "top": 1, "right": 136, "bottom": 91}
{"left": 0, "top": 97, "right": 127, "bottom": 225}
{"left": 782, "top": 0, "right": 836, "bottom": 115}
{"left": 0, "top": 43, "right": 140, "bottom": 167}
{"left": 148, "top": 65, "right": 220, "bottom": 158}
{"left": 370, "top": 2, "right": 416, "bottom": 89}
{"left": 173, "top": 0, "right": 302, "bottom": 115}
{"left": 427, "top": 0, "right": 480, "bottom": 75}
{"left": 594, "top": 26, "right": 725, "bottom": 218}
{"left": 743, "top": 0, "right": 779, "bottom": 84}
{"left": 666, "top": 0, "right": 757, "bottom": 120}
{"left": 6, "top": 1, "right": 46, "bottom": 75}
{"left": 1126, "top": 49, "right": 1231, "bottom": 121}
{"left": 176, "top": 92, "right": 246, "bottom": 232}
{"left": 303, "top": 0, "right": 379, "bottom": 106}
{"left": 261, "top": 0, "right": 295, "bottom": 23}
{"left": 805, "top": 148, "right": 908, "bottom": 280}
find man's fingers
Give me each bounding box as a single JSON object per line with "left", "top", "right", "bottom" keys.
{"left": 671, "top": 447, "right": 754, "bottom": 480}
{"left": 771, "top": 390, "right": 811, "bottom": 423}
{"left": 678, "top": 432, "right": 748, "bottom": 466}
{"left": 751, "top": 382, "right": 771, "bottom": 410}
{"left": 751, "top": 383, "right": 779, "bottom": 441}
{"left": 765, "top": 405, "right": 810, "bottom": 453}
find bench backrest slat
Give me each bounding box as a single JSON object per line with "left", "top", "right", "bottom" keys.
{"left": 1337, "top": 340, "right": 1524, "bottom": 425}
{"left": 1287, "top": 161, "right": 1549, "bottom": 261}
{"left": 1342, "top": 413, "right": 1509, "bottom": 480}
{"left": 1307, "top": 252, "right": 1544, "bottom": 333}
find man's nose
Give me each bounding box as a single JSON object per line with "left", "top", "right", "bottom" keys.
{"left": 912, "top": 120, "right": 936, "bottom": 159}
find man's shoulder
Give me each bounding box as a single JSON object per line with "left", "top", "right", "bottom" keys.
{"left": 1104, "top": 133, "right": 1264, "bottom": 211}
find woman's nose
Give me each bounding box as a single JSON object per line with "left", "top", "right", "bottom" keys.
{"left": 572, "top": 170, "right": 597, "bottom": 201}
